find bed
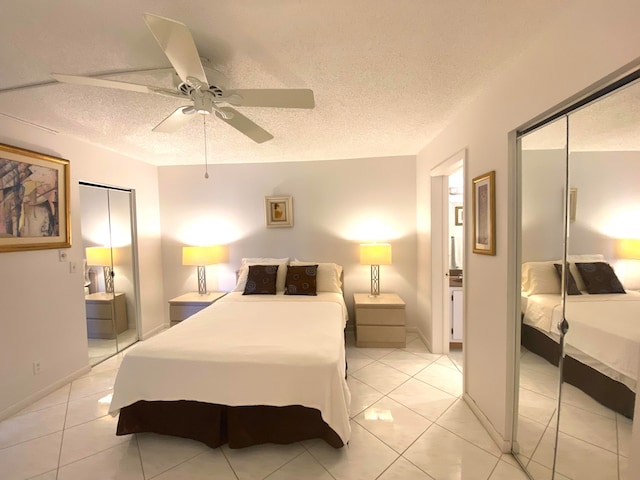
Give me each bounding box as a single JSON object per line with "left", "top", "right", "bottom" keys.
{"left": 109, "top": 259, "right": 351, "bottom": 448}
{"left": 520, "top": 257, "right": 640, "bottom": 418}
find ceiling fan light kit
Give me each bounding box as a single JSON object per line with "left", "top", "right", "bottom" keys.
{"left": 50, "top": 12, "right": 315, "bottom": 144}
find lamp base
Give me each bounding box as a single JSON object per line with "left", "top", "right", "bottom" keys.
{"left": 369, "top": 264, "right": 380, "bottom": 297}
{"left": 197, "top": 265, "right": 207, "bottom": 295}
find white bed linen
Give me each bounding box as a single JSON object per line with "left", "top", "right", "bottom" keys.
{"left": 109, "top": 292, "right": 351, "bottom": 444}
{"left": 522, "top": 291, "right": 640, "bottom": 391}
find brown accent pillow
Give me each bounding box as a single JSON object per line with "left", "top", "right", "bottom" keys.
{"left": 242, "top": 265, "right": 278, "bottom": 295}
{"left": 575, "top": 262, "right": 626, "bottom": 294}
{"left": 285, "top": 265, "right": 318, "bottom": 296}
{"left": 553, "top": 264, "right": 582, "bottom": 295}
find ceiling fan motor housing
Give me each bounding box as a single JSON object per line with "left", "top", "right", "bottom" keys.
{"left": 173, "top": 67, "right": 227, "bottom": 98}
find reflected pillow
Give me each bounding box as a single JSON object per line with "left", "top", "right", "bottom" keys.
{"left": 575, "top": 262, "right": 626, "bottom": 294}
{"left": 242, "top": 265, "right": 278, "bottom": 295}
{"left": 285, "top": 265, "right": 318, "bottom": 295}
{"left": 553, "top": 264, "right": 582, "bottom": 295}
{"left": 521, "top": 261, "right": 560, "bottom": 295}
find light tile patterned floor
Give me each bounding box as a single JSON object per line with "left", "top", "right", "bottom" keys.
{"left": 0, "top": 333, "right": 526, "bottom": 480}
{"left": 514, "top": 347, "right": 632, "bottom": 480}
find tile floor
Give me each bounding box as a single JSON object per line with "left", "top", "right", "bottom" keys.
{"left": 0, "top": 332, "right": 529, "bottom": 480}
{"left": 514, "top": 347, "right": 633, "bottom": 480}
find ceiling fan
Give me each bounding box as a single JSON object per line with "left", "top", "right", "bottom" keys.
{"left": 51, "top": 13, "right": 315, "bottom": 143}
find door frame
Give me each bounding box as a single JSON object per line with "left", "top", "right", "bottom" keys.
{"left": 430, "top": 148, "right": 466, "bottom": 354}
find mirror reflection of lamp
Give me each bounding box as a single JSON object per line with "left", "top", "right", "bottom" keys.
{"left": 182, "top": 245, "right": 228, "bottom": 295}
{"left": 359, "top": 243, "right": 392, "bottom": 297}
{"left": 615, "top": 238, "right": 640, "bottom": 289}
{"left": 85, "top": 247, "right": 115, "bottom": 294}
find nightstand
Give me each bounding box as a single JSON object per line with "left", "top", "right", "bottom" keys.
{"left": 353, "top": 293, "right": 406, "bottom": 347}
{"left": 169, "top": 291, "right": 227, "bottom": 326}
{"left": 85, "top": 292, "right": 128, "bottom": 339}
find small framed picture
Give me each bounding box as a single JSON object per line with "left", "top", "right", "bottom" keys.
{"left": 472, "top": 171, "right": 496, "bottom": 255}
{"left": 454, "top": 206, "right": 463, "bottom": 226}
{"left": 265, "top": 195, "right": 293, "bottom": 228}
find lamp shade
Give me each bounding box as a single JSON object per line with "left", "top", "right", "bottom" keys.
{"left": 360, "top": 243, "right": 392, "bottom": 265}
{"left": 616, "top": 239, "right": 640, "bottom": 260}
{"left": 182, "top": 245, "right": 228, "bottom": 266}
{"left": 86, "top": 247, "right": 112, "bottom": 266}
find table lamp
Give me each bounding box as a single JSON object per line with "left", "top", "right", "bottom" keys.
{"left": 85, "top": 247, "right": 114, "bottom": 294}
{"left": 360, "top": 243, "right": 392, "bottom": 297}
{"left": 182, "top": 245, "right": 228, "bottom": 294}
{"left": 616, "top": 238, "right": 640, "bottom": 260}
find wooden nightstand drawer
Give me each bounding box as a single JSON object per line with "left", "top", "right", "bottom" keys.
{"left": 168, "top": 291, "right": 227, "bottom": 325}
{"left": 170, "top": 304, "right": 210, "bottom": 322}
{"left": 356, "top": 308, "right": 404, "bottom": 326}
{"left": 85, "top": 303, "right": 113, "bottom": 319}
{"left": 357, "top": 325, "right": 406, "bottom": 347}
{"left": 353, "top": 293, "right": 406, "bottom": 348}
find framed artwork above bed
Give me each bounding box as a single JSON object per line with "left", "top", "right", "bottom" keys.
{"left": 265, "top": 195, "right": 293, "bottom": 228}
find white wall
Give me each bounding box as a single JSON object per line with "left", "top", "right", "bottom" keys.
{"left": 0, "top": 118, "right": 164, "bottom": 419}
{"left": 416, "top": 1, "right": 640, "bottom": 449}
{"left": 157, "top": 156, "right": 417, "bottom": 328}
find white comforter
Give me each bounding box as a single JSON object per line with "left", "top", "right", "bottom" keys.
{"left": 522, "top": 291, "right": 640, "bottom": 391}
{"left": 109, "top": 292, "right": 351, "bottom": 444}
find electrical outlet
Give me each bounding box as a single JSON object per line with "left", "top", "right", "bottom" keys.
{"left": 33, "top": 361, "right": 41, "bottom": 375}
{"left": 58, "top": 250, "right": 68, "bottom": 262}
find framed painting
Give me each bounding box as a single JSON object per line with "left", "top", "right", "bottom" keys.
{"left": 472, "top": 171, "right": 495, "bottom": 255}
{"left": 0, "top": 143, "right": 71, "bottom": 252}
{"left": 265, "top": 195, "right": 293, "bottom": 228}
{"left": 454, "top": 206, "right": 463, "bottom": 226}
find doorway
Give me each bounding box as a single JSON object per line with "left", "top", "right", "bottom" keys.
{"left": 430, "top": 149, "right": 466, "bottom": 355}
{"left": 79, "top": 182, "right": 141, "bottom": 366}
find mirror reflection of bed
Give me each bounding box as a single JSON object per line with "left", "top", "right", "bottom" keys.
{"left": 515, "top": 78, "right": 640, "bottom": 479}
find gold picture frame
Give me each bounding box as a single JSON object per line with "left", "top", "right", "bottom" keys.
{"left": 472, "top": 171, "right": 495, "bottom": 255}
{"left": 454, "top": 206, "right": 463, "bottom": 226}
{"left": 265, "top": 195, "right": 293, "bottom": 228}
{"left": 0, "top": 143, "right": 71, "bottom": 252}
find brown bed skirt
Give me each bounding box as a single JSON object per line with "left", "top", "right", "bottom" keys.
{"left": 116, "top": 400, "right": 345, "bottom": 449}
{"left": 521, "top": 323, "right": 635, "bottom": 419}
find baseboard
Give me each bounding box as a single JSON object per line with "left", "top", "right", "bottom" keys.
{"left": 0, "top": 364, "right": 91, "bottom": 422}
{"left": 408, "top": 326, "right": 432, "bottom": 352}
{"left": 141, "top": 323, "right": 167, "bottom": 340}
{"left": 463, "top": 393, "right": 511, "bottom": 453}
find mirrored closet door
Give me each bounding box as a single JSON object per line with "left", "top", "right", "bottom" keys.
{"left": 514, "top": 74, "right": 640, "bottom": 479}
{"left": 79, "top": 183, "right": 140, "bottom": 366}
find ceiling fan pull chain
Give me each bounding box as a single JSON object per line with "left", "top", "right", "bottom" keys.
{"left": 203, "top": 114, "right": 209, "bottom": 179}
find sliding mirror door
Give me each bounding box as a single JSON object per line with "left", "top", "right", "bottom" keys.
{"left": 515, "top": 73, "right": 640, "bottom": 479}
{"left": 80, "top": 183, "right": 140, "bottom": 366}
{"left": 554, "top": 79, "right": 640, "bottom": 479}
{"left": 515, "top": 116, "right": 569, "bottom": 477}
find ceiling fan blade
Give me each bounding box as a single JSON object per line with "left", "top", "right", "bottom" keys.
{"left": 152, "top": 106, "right": 195, "bottom": 133}
{"left": 227, "top": 89, "right": 315, "bottom": 108}
{"left": 51, "top": 73, "right": 184, "bottom": 99}
{"left": 143, "top": 13, "right": 207, "bottom": 86}
{"left": 215, "top": 107, "right": 274, "bottom": 143}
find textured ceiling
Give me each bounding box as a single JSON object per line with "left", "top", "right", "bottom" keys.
{"left": 521, "top": 80, "right": 640, "bottom": 151}
{"left": 0, "top": 1, "right": 574, "bottom": 166}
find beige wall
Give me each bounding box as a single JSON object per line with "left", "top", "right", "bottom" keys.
{"left": 416, "top": 0, "right": 640, "bottom": 449}
{"left": 157, "top": 156, "right": 417, "bottom": 328}
{"left": 0, "top": 118, "right": 164, "bottom": 419}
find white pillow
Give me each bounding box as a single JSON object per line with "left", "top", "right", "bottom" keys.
{"left": 521, "top": 261, "right": 560, "bottom": 295}
{"left": 291, "top": 260, "right": 342, "bottom": 293}
{"left": 235, "top": 258, "right": 289, "bottom": 292}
